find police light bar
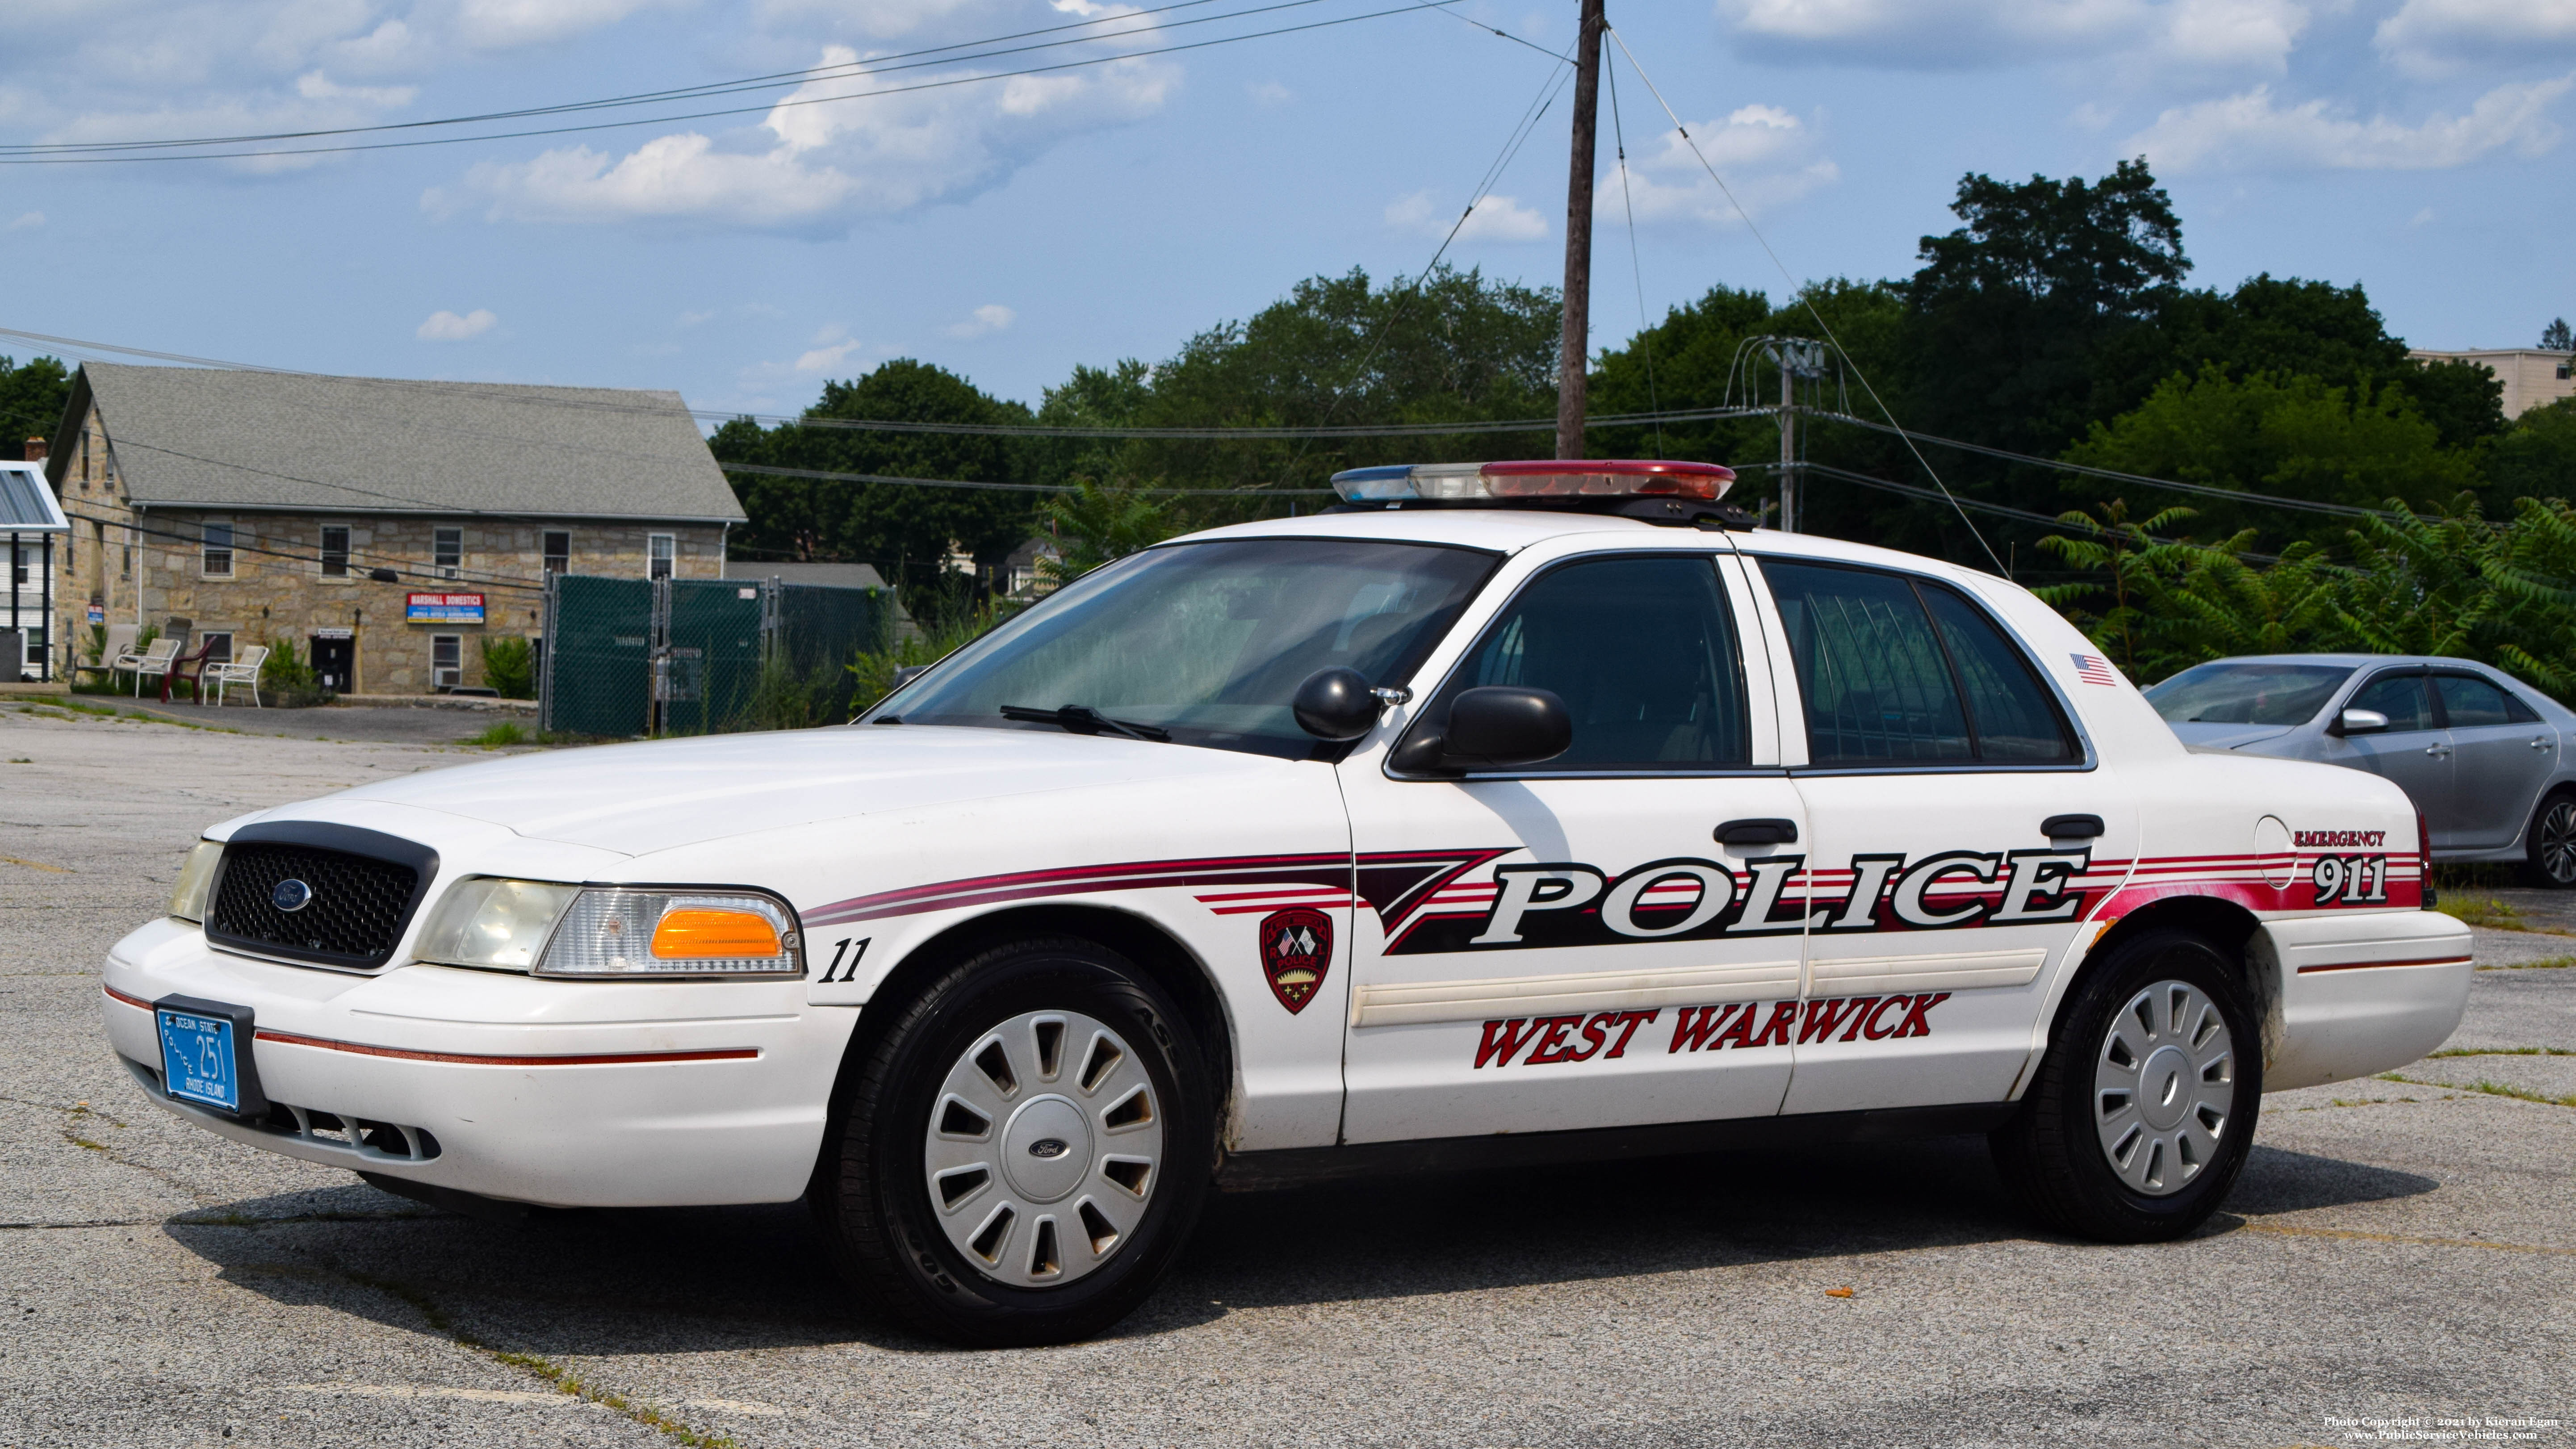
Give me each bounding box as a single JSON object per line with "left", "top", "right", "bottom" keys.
{"left": 1330, "top": 458, "right": 1737, "bottom": 504}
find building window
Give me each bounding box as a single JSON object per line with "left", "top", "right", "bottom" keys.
{"left": 321, "top": 526, "right": 350, "bottom": 578}
{"left": 648, "top": 533, "right": 675, "bottom": 581}
{"left": 431, "top": 634, "right": 462, "bottom": 688}
{"left": 544, "top": 530, "right": 570, "bottom": 574}
{"left": 202, "top": 523, "right": 234, "bottom": 578}
{"left": 434, "top": 528, "right": 462, "bottom": 580}
{"left": 200, "top": 632, "right": 233, "bottom": 664}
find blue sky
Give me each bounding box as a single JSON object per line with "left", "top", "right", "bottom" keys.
{"left": 1, "top": 0, "right": 2569, "bottom": 423}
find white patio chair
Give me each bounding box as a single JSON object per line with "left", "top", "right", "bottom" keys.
{"left": 207, "top": 645, "right": 269, "bottom": 708}
{"left": 117, "top": 637, "right": 180, "bottom": 696}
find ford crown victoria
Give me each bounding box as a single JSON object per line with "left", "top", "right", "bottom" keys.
{"left": 102, "top": 459, "right": 2471, "bottom": 1345}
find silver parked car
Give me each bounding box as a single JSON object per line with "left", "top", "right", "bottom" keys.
{"left": 2145, "top": 653, "right": 2576, "bottom": 886}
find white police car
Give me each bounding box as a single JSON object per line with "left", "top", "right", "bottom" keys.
{"left": 103, "top": 459, "right": 2471, "bottom": 1345}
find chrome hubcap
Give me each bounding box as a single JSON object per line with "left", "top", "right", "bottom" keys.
{"left": 2541, "top": 802, "right": 2576, "bottom": 884}
{"left": 2093, "top": 980, "right": 2234, "bottom": 1197}
{"left": 922, "top": 1009, "right": 1160, "bottom": 1287}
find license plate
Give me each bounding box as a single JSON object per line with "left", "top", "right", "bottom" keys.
{"left": 158, "top": 1006, "right": 242, "bottom": 1112}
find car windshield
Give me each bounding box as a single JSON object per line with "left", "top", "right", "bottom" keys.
{"left": 2144, "top": 662, "right": 2354, "bottom": 726}
{"left": 871, "top": 538, "right": 1498, "bottom": 759}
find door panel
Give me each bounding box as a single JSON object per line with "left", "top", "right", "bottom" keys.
{"left": 1340, "top": 551, "right": 1811, "bottom": 1143}
{"left": 1753, "top": 556, "right": 2135, "bottom": 1116}
{"left": 2328, "top": 670, "right": 2454, "bottom": 840}
{"left": 2433, "top": 673, "right": 2555, "bottom": 848}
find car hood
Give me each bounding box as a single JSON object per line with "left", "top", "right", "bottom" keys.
{"left": 2164, "top": 721, "right": 2299, "bottom": 752}
{"left": 319, "top": 725, "right": 1288, "bottom": 856}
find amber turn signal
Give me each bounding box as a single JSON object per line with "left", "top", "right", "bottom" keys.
{"left": 651, "top": 908, "right": 784, "bottom": 959}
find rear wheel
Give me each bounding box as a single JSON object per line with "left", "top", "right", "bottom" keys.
{"left": 810, "top": 936, "right": 1214, "bottom": 1346}
{"left": 2523, "top": 791, "right": 2576, "bottom": 888}
{"left": 1990, "top": 928, "right": 2261, "bottom": 1242}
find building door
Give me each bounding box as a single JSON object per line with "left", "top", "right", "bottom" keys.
{"left": 310, "top": 635, "right": 354, "bottom": 693}
{"left": 1338, "top": 549, "right": 1812, "bottom": 1144}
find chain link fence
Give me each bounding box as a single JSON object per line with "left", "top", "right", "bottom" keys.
{"left": 540, "top": 574, "right": 891, "bottom": 737}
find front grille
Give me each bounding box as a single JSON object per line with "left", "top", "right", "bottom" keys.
{"left": 206, "top": 831, "right": 432, "bottom": 971}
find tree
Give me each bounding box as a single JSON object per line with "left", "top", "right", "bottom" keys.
{"left": 2488, "top": 397, "right": 2576, "bottom": 507}
{"left": 712, "top": 360, "right": 1040, "bottom": 609}
{"left": 2542, "top": 317, "right": 2573, "bottom": 352}
{"left": 2030, "top": 499, "right": 2201, "bottom": 677}
{"left": 2061, "top": 366, "right": 2480, "bottom": 551}
{"left": 0, "top": 355, "right": 71, "bottom": 461}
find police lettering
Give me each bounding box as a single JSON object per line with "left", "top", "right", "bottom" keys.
{"left": 1477, "top": 993, "right": 1947, "bottom": 1066}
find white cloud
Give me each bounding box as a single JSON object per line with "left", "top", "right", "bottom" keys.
{"left": 1718, "top": 0, "right": 2308, "bottom": 72}
{"left": 1603, "top": 105, "right": 1839, "bottom": 227}
{"left": 417, "top": 307, "right": 498, "bottom": 340}
{"left": 1247, "top": 80, "right": 1292, "bottom": 106}
{"left": 2376, "top": 0, "right": 2576, "bottom": 77}
{"left": 2126, "top": 74, "right": 2575, "bottom": 172}
{"left": 4, "top": 212, "right": 42, "bottom": 231}
{"left": 946, "top": 303, "right": 1017, "bottom": 338}
{"left": 451, "top": 0, "right": 687, "bottom": 50}
{"left": 793, "top": 323, "right": 862, "bottom": 371}
{"left": 433, "top": 42, "right": 1177, "bottom": 229}
{"left": 1384, "top": 191, "right": 1550, "bottom": 242}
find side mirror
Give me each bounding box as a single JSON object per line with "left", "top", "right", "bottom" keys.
{"left": 1388, "top": 687, "right": 1572, "bottom": 774}
{"left": 1292, "top": 667, "right": 1379, "bottom": 741}
{"left": 2328, "top": 707, "right": 2389, "bottom": 737}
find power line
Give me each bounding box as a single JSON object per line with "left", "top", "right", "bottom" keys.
{"left": 60, "top": 506, "right": 550, "bottom": 595}
{"left": 0, "top": 0, "right": 1263, "bottom": 156}
{"left": 1800, "top": 464, "right": 2283, "bottom": 564}
{"left": 0, "top": 1, "right": 1463, "bottom": 166}
{"left": 720, "top": 461, "right": 1333, "bottom": 495}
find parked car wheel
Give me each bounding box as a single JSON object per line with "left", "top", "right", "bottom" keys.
{"left": 809, "top": 936, "right": 1215, "bottom": 1347}
{"left": 1990, "top": 929, "right": 2261, "bottom": 1243}
{"left": 2523, "top": 791, "right": 2576, "bottom": 889}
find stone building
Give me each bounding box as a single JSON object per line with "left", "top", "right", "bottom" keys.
{"left": 44, "top": 364, "right": 744, "bottom": 694}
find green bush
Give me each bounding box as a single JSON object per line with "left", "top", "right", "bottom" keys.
{"left": 482, "top": 636, "right": 536, "bottom": 699}
{"left": 260, "top": 637, "right": 317, "bottom": 694}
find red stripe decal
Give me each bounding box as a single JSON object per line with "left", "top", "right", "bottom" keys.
{"left": 2295, "top": 956, "right": 2473, "bottom": 974}
{"left": 252, "top": 1029, "right": 758, "bottom": 1067}
{"left": 104, "top": 984, "right": 153, "bottom": 1010}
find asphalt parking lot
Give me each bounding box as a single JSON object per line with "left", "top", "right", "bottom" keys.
{"left": 3, "top": 704, "right": 2569, "bottom": 1449}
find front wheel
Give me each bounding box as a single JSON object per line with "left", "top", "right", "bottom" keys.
{"left": 810, "top": 937, "right": 1215, "bottom": 1346}
{"left": 1990, "top": 929, "right": 2261, "bottom": 1242}
{"left": 2524, "top": 791, "right": 2576, "bottom": 889}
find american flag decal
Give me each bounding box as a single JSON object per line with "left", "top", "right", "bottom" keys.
{"left": 2072, "top": 653, "right": 2120, "bottom": 687}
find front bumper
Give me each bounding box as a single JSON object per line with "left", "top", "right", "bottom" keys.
{"left": 103, "top": 917, "right": 855, "bottom": 1207}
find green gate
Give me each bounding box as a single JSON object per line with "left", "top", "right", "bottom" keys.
{"left": 540, "top": 573, "right": 891, "bottom": 737}
{"left": 540, "top": 574, "right": 651, "bottom": 738}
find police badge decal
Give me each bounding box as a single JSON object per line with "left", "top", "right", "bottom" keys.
{"left": 1257, "top": 907, "right": 1333, "bottom": 1014}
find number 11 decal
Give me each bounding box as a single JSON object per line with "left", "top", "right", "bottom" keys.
{"left": 817, "top": 937, "right": 871, "bottom": 984}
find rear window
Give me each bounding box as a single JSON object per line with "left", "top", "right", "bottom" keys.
{"left": 1760, "top": 559, "right": 2078, "bottom": 766}
{"left": 2145, "top": 662, "right": 2353, "bottom": 727}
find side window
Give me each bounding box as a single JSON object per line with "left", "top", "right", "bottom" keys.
{"left": 1448, "top": 555, "right": 1749, "bottom": 770}
{"left": 1761, "top": 559, "right": 2077, "bottom": 766}
{"left": 2433, "top": 674, "right": 2522, "bottom": 728}
{"left": 2350, "top": 671, "right": 2434, "bottom": 732}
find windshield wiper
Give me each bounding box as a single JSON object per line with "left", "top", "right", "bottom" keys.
{"left": 998, "top": 704, "right": 1171, "bottom": 742}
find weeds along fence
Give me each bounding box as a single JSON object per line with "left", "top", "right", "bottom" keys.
{"left": 539, "top": 574, "right": 892, "bottom": 738}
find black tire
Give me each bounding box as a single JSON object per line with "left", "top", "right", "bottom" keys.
{"left": 1990, "top": 928, "right": 2262, "bottom": 1243}
{"left": 809, "top": 935, "right": 1214, "bottom": 1347}
{"left": 2523, "top": 790, "right": 2576, "bottom": 889}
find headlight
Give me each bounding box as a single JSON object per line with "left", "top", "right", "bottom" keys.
{"left": 168, "top": 842, "right": 223, "bottom": 923}
{"left": 413, "top": 879, "right": 801, "bottom": 978}
{"left": 415, "top": 878, "right": 582, "bottom": 970}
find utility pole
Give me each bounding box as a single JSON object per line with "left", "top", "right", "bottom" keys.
{"left": 1554, "top": 0, "right": 1606, "bottom": 461}
{"left": 1777, "top": 361, "right": 1796, "bottom": 532}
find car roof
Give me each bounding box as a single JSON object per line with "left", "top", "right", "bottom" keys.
{"left": 2188, "top": 653, "right": 2504, "bottom": 671}
{"left": 1166, "top": 508, "right": 2009, "bottom": 592}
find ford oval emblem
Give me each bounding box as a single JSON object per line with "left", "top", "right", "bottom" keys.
{"left": 272, "top": 878, "right": 314, "bottom": 913}
{"left": 1028, "top": 1138, "right": 1069, "bottom": 1159}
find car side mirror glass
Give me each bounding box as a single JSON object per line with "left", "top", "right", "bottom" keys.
{"left": 2329, "top": 707, "right": 2389, "bottom": 737}
{"left": 1292, "top": 667, "right": 1378, "bottom": 741}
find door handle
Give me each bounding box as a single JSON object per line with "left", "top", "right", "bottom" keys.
{"left": 2425, "top": 743, "right": 2452, "bottom": 758}
{"left": 2534, "top": 738, "right": 2555, "bottom": 751}
{"left": 2041, "top": 814, "right": 2105, "bottom": 839}
{"left": 1714, "top": 818, "right": 1798, "bottom": 846}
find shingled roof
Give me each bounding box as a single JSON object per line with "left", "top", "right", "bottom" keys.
{"left": 50, "top": 363, "right": 746, "bottom": 523}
